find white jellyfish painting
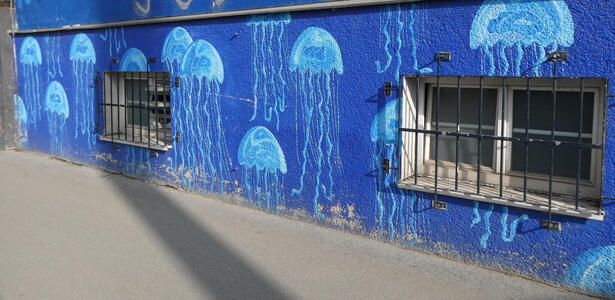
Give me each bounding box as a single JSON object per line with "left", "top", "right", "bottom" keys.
{"left": 119, "top": 48, "right": 151, "bottom": 176}
{"left": 162, "top": 27, "right": 193, "bottom": 172}
{"left": 99, "top": 27, "right": 126, "bottom": 57}
{"left": 247, "top": 13, "right": 291, "bottom": 130}
{"left": 44, "top": 81, "right": 69, "bottom": 153}
{"left": 370, "top": 99, "right": 418, "bottom": 243}
{"left": 44, "top": 34, "right": 63, "bottom": 82}
{"left": 289, "top": 27, "right": 343, "bottom": 218}
{"left": 19, "top": 36, "right": 42, "bottom": 128}
{"left": 13, "top": 94, "right": 28, "bottom": 143}
{"left": 238, "top": 126, "right": 287, "bottom": 211}
{"left": 70, "top": 33, "right": 97, "bottom": 149}
{"left": 375, "top": 4, "right": 431, "bottom": 77}
{"left": 178, "top": 39, "right": 229, "bottom": 192}
{"left": 470, "top": 0, "right": 574, "bottom": 76}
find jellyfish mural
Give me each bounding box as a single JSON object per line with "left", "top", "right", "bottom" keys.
{"left": 247, "top": 13, "right": 291, "bottom": 130}
{"left": 564, "top": 246, "right": 615, "bottom": 297}
{"left": 44, "top": 34, "right": 63, "bottom": 81}
{"left": 470, "top": 0, "right": 574, "bottom": 76}
{"left": 162, "top": 27, "right": 193, "bottom": 171}
{"left": 120, "top": 48, "right": 149, "bottom": 72}
{"left": 19, "top": 36, "right": 42, "bottom": 128}
{"left": 178, "top": 39, "right": 229, "bottom": 192}
{"left": 100, "top": 27, "right": 126, "bottom": 57}
{"left": 70, "top": 33, "right": 97, "bottom": 149}
{"left": 289, "top": 27, "right": 343, "bottom": 218}
{"left": 238, "top": 126, "right": 287, "bottom": 210}
{"left": 375, "top": 4, "right": 431, "bottom": 78}
{"left": 44, "top": 81, "right": 69, "bottom": 153}
{"left": 119, "top": 48, "right": 151, "bottom": 176}
{"left": 370, "top": 99, "right": 417, "bottom": 242}
{"left": 14, "top": 94, "right": 28, "bottom": 143}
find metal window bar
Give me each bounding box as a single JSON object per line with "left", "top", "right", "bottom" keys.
{"left": 477, "top": 76, "right": 483, "bottom": 194}
{"left": 398, "top": 74, "right": 605, "bottom": 218}
{"left": 99, "top": 71, "right": 172, "bottom": 151}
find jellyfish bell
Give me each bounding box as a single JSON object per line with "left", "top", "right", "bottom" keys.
{"left": 564, "top": 246, "right": 615, "bottom": 296}
{"left": 290, "top": 27, "right": 343, "bottom": 75}
{"left": 44, "top": 81, "right": 69, "bottom": 119}
{"left": 69, "top": 33, "right": 96, "bottom": 64}
{"left": 120, "top": 48, "right": 149, "bottom": 72}
{"left": 19, "top": 36, "right": 42, "bottom": 66}
{"left": 370, "top": 99, "right": 398, "bottom": 145}
{"left": 238, "top": 126, "right": 287, "bottom": 174}
{"left": 470, "top": 0, "right": 573, "bottom": 49}
{"left": 247, "top": 13, "right": 291, "bottom": 26}
{"left": 162, "top": 27, "right": 193, "bottom": 64}
{"left": 180, "top": 40, "right": 224, "bottom": 83}
{"left": 14, "top": 95, "right": 27, "bottom": 124}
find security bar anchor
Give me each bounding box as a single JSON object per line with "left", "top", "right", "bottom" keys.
{"left": 382, "top": 158, "right": 398, "bottom": 174}
{"left": 435, "top": 52, "right": 452, "bottom": 62}
{"left": 383, "top": 81, "right": 397, "bottom": 97}
{"left": 541, "top": 219, "right": 562, "bottom": 231}
{"left": 548, "top": 51, "right": 568, "bottom": 62}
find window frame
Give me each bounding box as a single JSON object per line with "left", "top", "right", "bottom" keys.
{"left": 398, "top": 75, "right": 607, "bottom": 220}
{"left": 99, "top": 71, "right": 172, "bottom": 151}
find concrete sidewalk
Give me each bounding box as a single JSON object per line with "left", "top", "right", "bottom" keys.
{"left": 0, "top": 150, "right": 595, "bottom": 299}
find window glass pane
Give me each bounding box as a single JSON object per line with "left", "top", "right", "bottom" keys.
{"left": 429, "top": 87, "right": 498, "bottom": 167}
{"left": 125, "top": 77, "right": 149, "bottom": 126}
{"left": 511, "top": 90, "right": 594, "bottom": 179}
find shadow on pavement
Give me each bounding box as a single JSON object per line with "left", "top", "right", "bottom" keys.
{"left": 106, "top": 174, "right": 289, "bottom": 299}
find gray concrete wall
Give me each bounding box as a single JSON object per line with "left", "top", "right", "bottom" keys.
{"left": 0, "top": 7, "right": 16, "bottom": 150}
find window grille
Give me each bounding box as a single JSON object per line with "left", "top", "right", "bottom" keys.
{"left": 397, "top": 55, "right": 608, "bottom": 223}
{"left": 98, "top": 71, "right": 172, "bottom": 151}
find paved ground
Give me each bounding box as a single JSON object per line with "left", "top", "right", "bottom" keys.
{"left": 0, "top": 150, "right": 596, "bottom": 299}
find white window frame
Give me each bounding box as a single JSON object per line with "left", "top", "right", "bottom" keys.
{"left": 398, "top": 76, "right": 607, "bottom": 220}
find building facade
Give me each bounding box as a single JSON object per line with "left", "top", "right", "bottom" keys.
{"left": 11, "top": 0, "right": 615, "bottom": 296}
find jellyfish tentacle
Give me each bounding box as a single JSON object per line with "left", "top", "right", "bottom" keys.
{"left": 499, "top": 43, "right": 509, "bottom": 76}
{"left": 394, "top": 4, "right": 402, "bottom": 83}
{"left": 313, "top": 71, "right": 326, "bottom": 218}
{"left": 292, "top": 72, "right": 313, "bottom": 196}
{"left": 500, "top": 206, "right": 529, "bottom": 242}
{"left": 470, "top": 201, "right": 481, "bottom": 228}
{"left": 250, "top": 25, "right": 259, "bottom": 121}
{"left": 213, "top": 82, "right": 226, "bottom": 193}
{"left": 323, "top": 74, "right": 334, "bottom": 201}
{"left": 408, "top": 191, "right": 418, "bottom": 245}
{"left": 514, "top": 43, "right": 523, "bottom": 77}
{"left": 386, "top": 146, "right": 397, "bottom": 239}
{"left": 479, "top": 204, "right": 493, "bottom": 248}
{"left": 375, "top": 142, "right": 385, "bottom": 231}
{"left": 375, "top": 5, "right": 392, "bottom": 73}
{"left": 277, "top": 25, "right": 287, "bottom": 113}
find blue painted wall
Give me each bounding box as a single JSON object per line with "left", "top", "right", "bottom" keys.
{"left": 13, "top": 0, "right": 615, "bottom": 297}
{"left": 17, "top": 0, "right": 344, "bottom": 30}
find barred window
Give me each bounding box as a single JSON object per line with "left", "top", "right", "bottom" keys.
{"left": 399, "top": 76, "right": 607, "bottom": 220}
{"left": 99, "top": 72, "right": 172, "bottom": 151}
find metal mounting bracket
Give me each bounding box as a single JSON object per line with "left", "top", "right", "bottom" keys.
{"left": 541, "top": 219, "right": 562, "bottom": 231}
{"left": 383, "top": 81, "right": 396, "bottom": 97}
{"left": 175, "top": 76, "right": 181, "bottom": 87}
{"left": 175, "top": 132, "right": 181, "bottom": 142}
{"left": 382, "top": 158, "right": 398, "bottom": 174}
{"left": 548, "top": 51, "right": 568, "bottom": 62}
{"left": 432, "top": 200, "right": 447, "bottom": 210}
{"left": 435, "top": 52, "right": 451, "bottom": 61}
